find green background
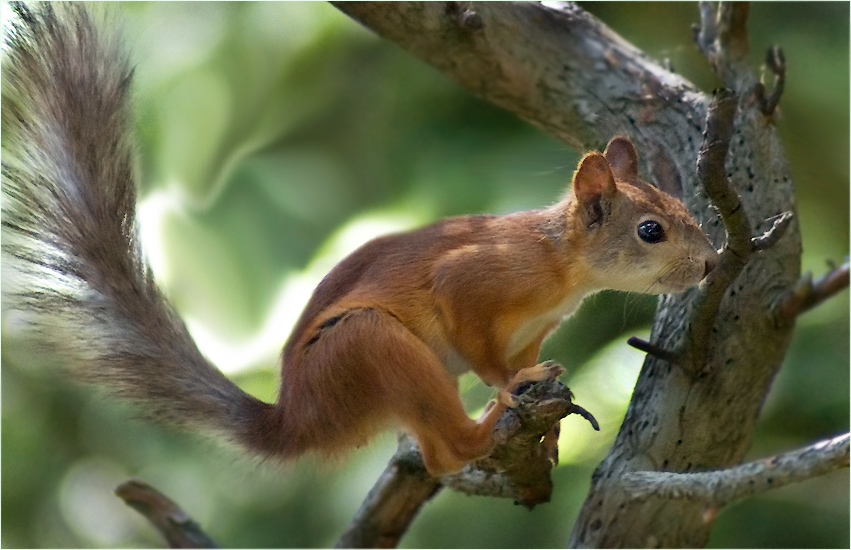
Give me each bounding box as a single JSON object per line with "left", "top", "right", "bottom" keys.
{"left": 2, "top": 2, "right": 848, "bottom": 548}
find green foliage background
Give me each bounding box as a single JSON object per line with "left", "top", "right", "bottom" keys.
{"left": 2, "top": 2, "right": 848, "bottom": 548}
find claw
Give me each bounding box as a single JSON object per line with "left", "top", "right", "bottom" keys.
{"left": 497, "top": 390, "right": 520, "bottom": 409}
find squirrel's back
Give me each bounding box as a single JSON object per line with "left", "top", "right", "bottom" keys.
{"left": 1, "top": 2, "right": 275, "bottom": 452}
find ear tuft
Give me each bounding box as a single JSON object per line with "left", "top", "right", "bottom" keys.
{"left": 604, "top": 136, "right": 639, "bottom": 181}
{"left": 572, "top": 152, "right": 616, "bottom": 202}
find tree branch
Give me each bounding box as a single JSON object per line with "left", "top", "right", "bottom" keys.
{"left": 696, "top": 1, "right": 752, "bottom": 90}
{"left": 758, "top": 45, "right": 786, "bottom": 117}
{"left": 335, "top": 445, "right": 442, "bottom": 549}
{"left": 776, "top": 261, "right": 850, "bottom": 321}
{"left": 676, "top": 89, "right": 752, "bottom": 373}
{"left": 681, "top": 89, "right": 795, "bottom": 374}
{"left": 115, "top": 480, "right": 218, "bottom": 549}
{"left": 622, "top": 432, "right": 850, "bottom": 505}
{"left": 332, "top": 1, "right": 702, "bottom": 152}
{"left": 336, "top": 377, "right": 599, "bottom": 547}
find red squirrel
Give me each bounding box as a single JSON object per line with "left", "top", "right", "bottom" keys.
{"left": 2, "top": 4, "right": 718, "bottom": 476}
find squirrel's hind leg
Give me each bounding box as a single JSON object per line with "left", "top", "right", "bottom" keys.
{"left": 283, "top": 307, "right": 506, "bottom": 476}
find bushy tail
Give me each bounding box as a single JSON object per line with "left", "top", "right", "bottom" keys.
{"left": 2, "top": 2, "right": 274, "bottom": 448}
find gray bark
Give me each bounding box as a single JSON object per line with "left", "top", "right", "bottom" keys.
{"left": 333, "top": 2, "right": 803, "bottom": 547}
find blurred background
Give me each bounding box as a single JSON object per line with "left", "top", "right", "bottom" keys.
{"left": 2, "top": 2, "right": 847, "bottom": 548}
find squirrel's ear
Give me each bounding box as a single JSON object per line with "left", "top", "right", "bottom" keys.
{"left": 604, "top": 136, "right": 639, "bottom": 181}
{"left": 572, "top": 152, "right": 617, "bottom": 228}
{"left": 572, "top": 152, "right": 616, "bottom": 203}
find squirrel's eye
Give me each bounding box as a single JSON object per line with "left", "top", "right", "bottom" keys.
{"left": 637, "top": 220, "right": 666, "bottom": 244}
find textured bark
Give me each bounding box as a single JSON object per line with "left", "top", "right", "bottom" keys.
{"left": 333, "top": 2, "right": 802, "bottom": 547}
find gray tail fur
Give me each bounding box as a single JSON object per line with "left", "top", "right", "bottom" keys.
{"left": 2, "top": 2, "right": 273, "bottom": 447}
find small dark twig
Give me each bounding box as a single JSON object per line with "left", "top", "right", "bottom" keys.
{"left": 115, "top": 480, "right": 218, "bottom": 549}
{"left": 571, "top": 404, "right": 601, "bottom": 432}
{"left": 776, "top": 261, "right": 850, "bottom": 321}
{"left": 627, "top": 336, "right": 681, "bottom": 366}
{"left": 751, "top": 211, "right": 794, "bottom": 251}
{"left": 622, "top": 432, "right": 850, "bottom": 505}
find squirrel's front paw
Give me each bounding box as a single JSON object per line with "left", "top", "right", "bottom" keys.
{"left": 534, "top": 360, "right": 565, "bottom": 380}
{"left": 507, "top": 360, "right": 565, "bottom": 395}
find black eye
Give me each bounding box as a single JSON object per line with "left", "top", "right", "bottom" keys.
{"left": 637, "top": 220, "right": 666, "bottom": 243}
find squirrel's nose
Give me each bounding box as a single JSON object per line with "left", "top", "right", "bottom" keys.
{"left": 703, "top": 255, "right": 718, "bottom": 278}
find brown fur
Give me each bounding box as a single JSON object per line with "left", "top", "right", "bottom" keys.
{"left": 2, "top": 4, "right": 718, "bottom": 476}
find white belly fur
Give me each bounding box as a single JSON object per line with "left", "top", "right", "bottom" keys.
{"left": 444, "top": 346, "right": 474, "bottom": 378}
{"left": 504, "top": 290, "right": 588, "bottom": 362}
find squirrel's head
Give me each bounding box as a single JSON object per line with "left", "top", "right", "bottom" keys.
{"left": 566, "top": 136, "right": 718, "bottom": 295}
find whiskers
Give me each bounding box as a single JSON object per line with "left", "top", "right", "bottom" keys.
{"left": 647, "top": 257, "right": 703, "bottom": 295}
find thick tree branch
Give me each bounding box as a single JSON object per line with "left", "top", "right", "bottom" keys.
{"left": 115, "top": 480, "right": 218, "bottom": 549}
{"left": 333, "top": 2, "right": 701, "bottom": 152}
{"left": 622, "top": 432, "right": 850, "bottom": 505}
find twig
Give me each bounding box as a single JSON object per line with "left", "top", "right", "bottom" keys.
{"left": 776, "top": 261, "right": 850, "bottom": 321}
{"left": 622, "top": 432, "right": 850, "bottom": 505}
{"left": 759, "top": 45, "right": 786, "bottom": 116}
{"left": 692, "top": 1, "right": 717, "bottom": 60}
{"left": 681, "top": 89, "right": 750, "bottom": 372}
{"left": 694, "top": 1, "right": 751, "bottom": 88}
{"left": 698, "top": 89, "right": 751, "bottom": 253}
{"left": 676, "top": 89, "right": 796, "bottom": 375}
{"left": 716, "top": 2, "right": 750, "bottom": 67}
{"left": 115, "top": 480, "right": 218, "bottom": 548}
{"left": 751, "top": 211, "right": 794, "bottom": 251}
{"left": 571, "top": 404, "right": 601, "bottom": 432}
{"left": 627, "top": 336, "right": 681, "bottom": 365}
